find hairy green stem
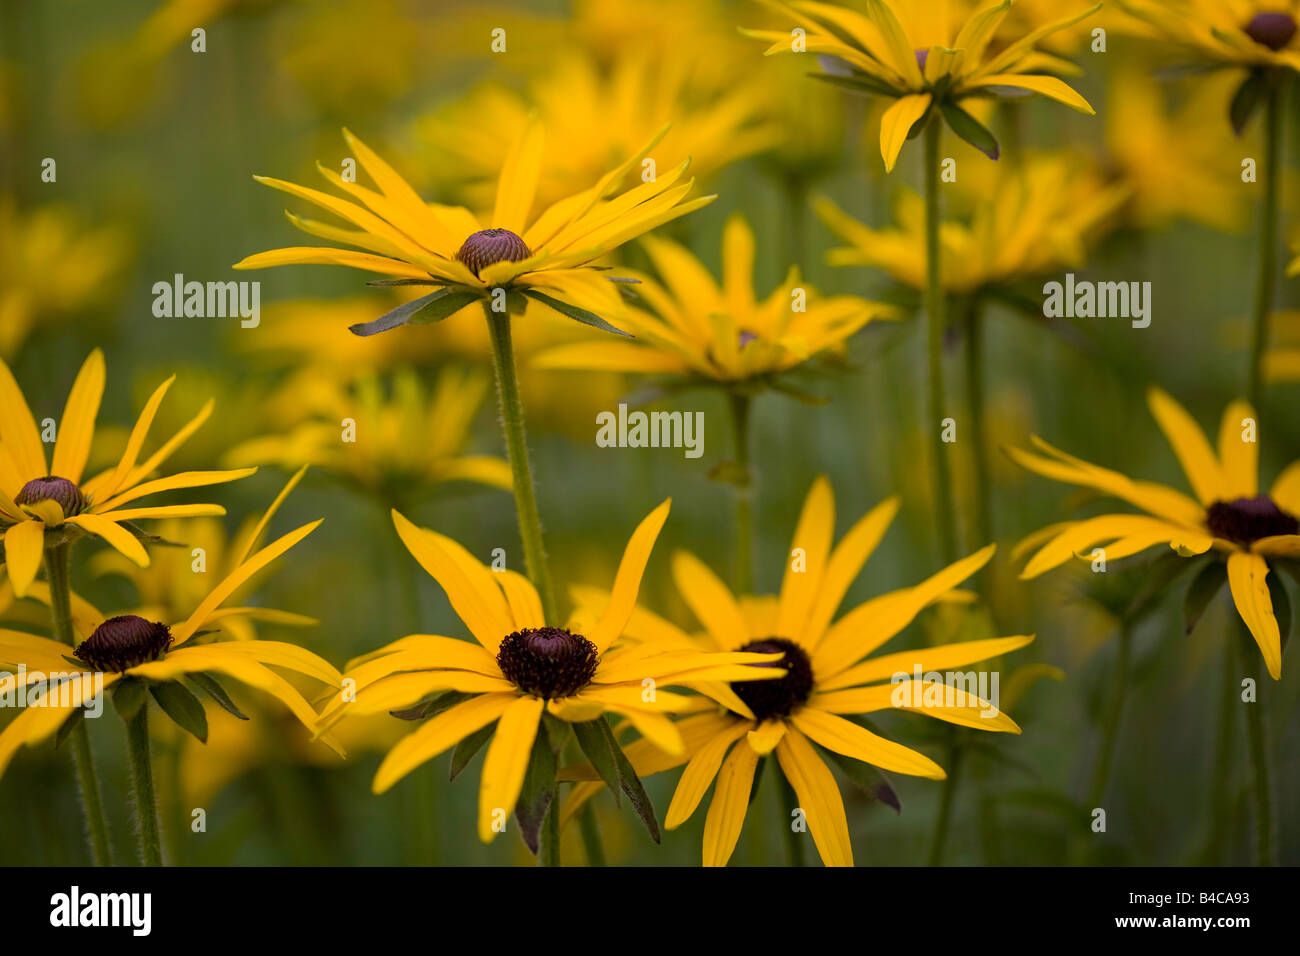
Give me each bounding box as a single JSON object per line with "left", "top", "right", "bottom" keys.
{"left": 963, "top": 297, "right": 992, "bottom": 555}
{"left": 926, "top": 731, "right": 963, "bottom": 866}
{"left": 924, "top": 119, "right": 957, "bottom": 564}
{"left": 1240, "top": 633, "right": 1275, "bottom": 866}
{"left": 44, "top": 542, "right": 113, "bottom": 867}
{"left": 578, "top": 803, "right": 606, "bottom": 867}
{"left": 1246, "top": 79, "right": 1282, "bottom": 409}
{"left": 125, "top": 703, "right": 163, "bottom": 866}
{"left": 1203, "top": 639, "right": 1236, "bottom": 863}
{"left": 485, "top": 308, "right": 558, "bottom": 626}
{"left": 728, "top": 391, "right": 754, "bottom": 594}
{"left": 1087, "top": 623, "right": 1131, "bottom": 810}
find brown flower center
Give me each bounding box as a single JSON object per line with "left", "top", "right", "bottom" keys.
{"left": 1205, "top": 495, "right": 1299, "bottom": 545}
{"left": 455, "top": 228, "right": 532, "bottom": 277}
{"left": 1244, "top": 12, "right": 1297, "bottom": 50}
{"left": 496, "top": 626, "right": 598, "bottom": 699}
{"left": 74, "top": 615, "right": 173, "bottom": 673}
{"left": 731, "top": 637, "right": 813, "bottom": 721}
{"left": 14, "top": 475, "right": 86, "bottom": 517}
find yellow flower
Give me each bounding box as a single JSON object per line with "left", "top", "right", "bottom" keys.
{"left": 0, "top": 350, "right": 254, "bottom": 597}
{"left": 412, "top": 52, "right": 777, "bottom": 213}
{"left": 1118, "top": 0, "right": 1300, "bottom": 73}
{"left": 1266, "top": 307, "right": 1300, "bottom": 382}
{"left": 745, "top": 0, "right": 1099, "bottom": 171}
{"left": 0, "top": 511, "right": 339, "bottom": 779}
{"left": 234, "top": 121, "right": 715, "bottom": 337}
{"left": 562, "top": 478, "right": 1032, "bottom": 867}
{"left": 0, "top": 201, "right": 129, "bottom": 360}
{"left": 314, "top": 501, "right": 784, "bottom": 844}
{"left": 534, "top": 214, "right": 896, "bottom": 383}
{"left": 1008, "top": 388, "right": 1300, "bottom": 679}
{"left": 226, "top": 366, "right": 511, "bottom": 499}
{"left": 817, "top": 152, "right": 1126, "bottom": 294}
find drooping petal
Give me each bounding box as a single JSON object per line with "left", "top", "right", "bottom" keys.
{"left": 1226, "top": 551, "right": 1282, "bottom": 680}
{"left": 701, "top": 736, "right": 760, "bottom": 867}
{"left": 774, "top": 727, "right": 853, "bottom": 866}
{"left": 477, "top": 694, "right": 544, "bottom": 841}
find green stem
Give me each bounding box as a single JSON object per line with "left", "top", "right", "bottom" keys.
{"left": 125, "top": 703, "right": 163, "bottom": 866}
{"left": 1204, "top": 639, "right": 1236, "bottom": 863}
{"left": 1087, "top": 622, "right": 1131, "bottom": 810}
{"left": 44, "top": 542, "right": 112, "bottom": 867}
{"left": 784, "top": 174, "right": 809, "bottom": 273}
{"left": 926, "top": 731, "right": 963, "bottom": 866}
{"left": 728, "top": 391, "right": 754, "bottom": 594}
{"left": 578, "top": 803, "right": 606, "bottom": 867}
{"left": 963, "top": 296, "right": 992, "bottom": 554}
{"left": 777, "top": 774, "right": 806, "bottom": 866}
{"left": 484, "top": 308, "right": 558, "bottom": 625}
{"left": 923, "top": 119, "right": 957, "bottom": 565}
{"left": 1240, "top": 633, "right": 1275, "bottom": 866}
{"left": 539, "top": 794, "right": 561, "bottom": 867}
{"left": 1246, "top": 78, "right": 1282, "bottom": 410}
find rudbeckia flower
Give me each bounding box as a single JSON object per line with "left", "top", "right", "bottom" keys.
{"left": 234, "top": 120, "right": 715, "bottom": 337}
{"left": 0, "top": 512, "right": 340, "bottom": 780}
{"left": 744, "top": 0, "right": 1099, "bottom": 171}
{"left": 1118, "top": 0, "right": 1300, "bottom": 74}
{"left": 226, "top": 366, "right": 511, "bottom": 501}
{"left": 0, "top": 349, "right": 254, "bottom": 597}
{"left": 562, "top": 478, "right": 1033, "bottom": 866}
{"left": 315, "top": 501, "right": 784, "bottom": 847}
{"left": 534, "top": 214, "right": 896, "bottom": 384}
{"left": 1008, "top": 388, "right": 1300, "bottom": 679}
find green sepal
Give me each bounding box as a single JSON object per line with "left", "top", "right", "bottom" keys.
{"left": 150, "top": 680, "right": 208, "bottom": 743}
{"left": 349, "top": 288, "right": 478, "bottom": 337}
{"left": 186, "top": 672, "right": 248, "bottom": 721}
{"left": 1229, "top": 70, "right": 1267, "bottom": 136}
{"left": 523, "top": 290, "right": 633, "bottom": 337}
{"left": 390, "top": 689, "right": 472, "bottom": 721}
{"left": 939, "top": 100, "right": 1000, "bottom": 160}
{"left": 111, "top": 677, "right": 148, "bottom": 723}
{"left": 449, "top": 722, "right": 496, "bottom": 781}
{"left": 1183, "top": 559, "right": 1228, "bottom": 635}
{"left": 596, "top": 716, "right": 661, "bottom": 843}
{"left": 513, "top": 725, "right": 559, "bottom": 855}
{"left": 824, "top": 749, "right": 901, "bottom": 813}
{"left": 571, "top": 718, "right": 623, "bottom": 807}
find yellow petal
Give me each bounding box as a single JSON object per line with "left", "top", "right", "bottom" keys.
{"left": 65, "top": 513, "right": 148, "bottom": 567}
{"left": 778, "top": 476, "right": 836, "bottom": 640}
{"left": 961, "top": 74, "right": 1094, "bottom": 114}
{"left": 701, "top": 736, "right": 760, "bottom": 867}
{"left": 492, "top": 117, "right": 545, "bottom": 236}
{"left": 1227, "top": 552, "right": 1281, "bottom": 680}
{"left": 50, "top": 349, "right": 105, "bottom": 484}
{"left": 665, "top": 720, "right": 750, "bottom": 829}
{"left": 0, "top": 355, "right": 46, "bottom": 479}
{"left": 496, "top": 569, "right": 546, "bottom": 631}
{"left": 477, "top": 694, "right": 544, "bottom": 842}
{"left": 774, "top": 727, "right": 853, "bottom": 866}
{"left": 3, "top": 520, "right": 46, "bottom": 597}
{"left": 589, "top": 499, "right": 671, "bottom": 651}
{"left": 373, "top": 693, "right": 516, "bottom": 794}
{"left": 1217, "top": 399, "right": 1259, "bottom": 499}
{"left": 791, "top": 707, "right": 945, "bottom": 778}
{"left": 670, "top": 549, "right": 748, "bottom": 651}
{"left": 879, "top": 93, "right": 932, "bottom": 173}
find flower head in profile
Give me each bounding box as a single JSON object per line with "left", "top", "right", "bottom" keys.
{"left": 1008, "top": 388, "right": 1300, "bottom": 679}
{"left": 234, "top": 121, "right": 715, "bottom": 338}
{"left": 534, "top": 214, "right": 896, "bottom": 385}
{"left": 817, "top": 152, "right": 1126, "bottom": 295}
{"left": 226, "top": 366, "right": 511, "bottom": 503}
{"left": 314, "top": 501, "right": 784, "bottom": 849}
{"left": 561, "top": 478, "right": 1032, "bottom": 866}
{"left": 0, "top": 509, "right": 339, "bottom": 778}
{"left": 745, "top": 0, "right": 1099, "bottom": 171}
{"left": 1119, "top": 0, "right": 1300, "bottom": 73}
{"left": 0, "top": 350, "right": 254, "bottom": 597}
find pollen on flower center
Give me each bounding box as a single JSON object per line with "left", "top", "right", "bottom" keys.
{"left": 455, "top": 228, "right": 532, "bottom": 277}
{"left": 1244, "top": 12, "right": 1297, "bottom": 50}
{"left": 74, "top": 615, "right": 173, "bottom": 673}
{"left": 1205, "top": 495, "right": 1299, "bottom": 545}
{"left": 731, "top": 637, "right": 814, "bottom": 722}
{"left": 14, "top": 475, "right": 86, "bottom": 517}
{"left": 495, "top": 626, "right": 599, "bottom": 699}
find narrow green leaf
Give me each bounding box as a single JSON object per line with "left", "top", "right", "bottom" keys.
{"left": 571, "top": 719, "right": 623, "bottom": 807}
{"left": 54, "top": 707, "right": 86, "bottom": 750}
{"left": 150, "top": 680, "right": 208, "bottom": 743}
{"left": 1184, "top": 560, "right": 1228, "bottom": 635}
{"left": 186, "top": 672, "right": 248, "bottom": 720}
{"left": 824, "top": 749, "right": 901, "bottom": 813}
{"left": 597, "top": 716, "right": 660, "bottom": 843}
{"left": 391, "top": 690, "right": 472, "bottom": 721}
{"left": 940, "top": 100, "right": 1000, "bottom": 160}
{"left": 111, "top": 677, "right": 147, "bottom": 723}
{"left": 808, "top": 70, "right": 898, "bottom": 98}
{"left": 514, "top": 729, "right": 558, "bottom": 854}
{"left": 1229, "top": 71, "right": 1266, "bottom": 136}
{"left": 523, "top": 290, "right": 633, "bottom": 337}
{"left": 349, "top": 288, "right": 478, "bottom": 337}
{"left": 449, "top": 722, "right": 496, "bottom": 781}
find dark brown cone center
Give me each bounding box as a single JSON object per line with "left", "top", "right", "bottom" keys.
{"left": 731, "top": 637, "right": 813, "bottom": 722}
{"left": 1205, "top": 495, "right": 1299, "bottom": 545}
{"left": 455, "top": 228, "right": 532, "bottom": 277}
{"left": 14, "top": 475, "right": 86, "bottom": 517}
{"left": 1245, "top": 12, "right": 1297, "bottom": 50}
{"left": 74, "top": 615, "right": 173, "bottom": 673}
{"left": 496, "top": 626, "right": 598, "bottom": 699}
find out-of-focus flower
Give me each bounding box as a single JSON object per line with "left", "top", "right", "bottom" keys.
{"left": 1009, "top": 388, "right": 1300, "bottom": 679}
{"left": 0, "top": 512, "right": 339, "bottom": 778}
{"left": 746, "top": 0, "right": 1099, "bottom": 171}
{"left": 235, "top": 122, "right": 714, "bottom": 338}
{"left": 561, "top": 477, "right": 1031, "bottom": 867}
{"left": 0, "top": 350, "right": 253, "bottom": 596}
{"left": 226, "top": 367, "right": 511, "bottom": 502}
{"left": 413, "top": 52, "right": 777, "bottom": 211}
{"left": 314, "top": 502, "right": 784, "bottom": 849}
{"left": 1264, "top": 306, "right": 1300, "bottom": 382}
{"left": 1117, "top": 0, "right": 1300, "bottom": 74}
{"left": 1104, "top": 67, "right": 1253, "bottom": 231}
{"left": 817, "top": 152, "right": 1126, "bottom": 294}
{"left": 0, "top": 201, "right": 130, "bottom": 359}
{"left": 535, "top": 214, "right": 896, "bottom": 384}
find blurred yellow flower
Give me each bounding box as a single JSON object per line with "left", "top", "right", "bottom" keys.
{"left": 1118, "top": 0, "right": 1300, "bottom": 73}
{"left": 535, "top": 214, "right": 896, "bottom": 384}
{"left": 1009, "top": 388, "right": 1300, "bottom": 679}
{"left": 561, "top": 477, "right": 1031, "bottom": 867}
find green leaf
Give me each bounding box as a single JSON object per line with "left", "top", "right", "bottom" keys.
{"left": 1184, "top": 559, "right": 1228, "bottom": 634}
{"left": 391, "top": 690, "right": 472, "bottom": 721}
{"left": 1229, "top": 71, "right": 1267, "bottom": 136}
{"left": 150, "top": 680, "right": 208, "bottom": 743}
{"left": 597, "top": 716, "right": 660, "bottom": 843}
{"left": 186, "top": 672, "right": 248, "bottom": 720}
{"left": 523, "top": 290, "right": 632, "bottom": 337}
{"left": 54, "top": 707, "right": 86, "bottom": 750}
{"left": 808, "top": 70, "right": 898, "bottom": 98}
{"left": 939, "top": 100, "right": 999, "bottom": 160}
{"left": 111, "top": 677, "right": 147, "bottom": 723}
{"left": 513, "top": 728, "right": 558, "bottom": 854}
{"left": 571, "top": 719, "right": 623, "bottom": 807}
{"left": 824, "top": 749, "right": 901, "bottom": 813}
{"left": 449, "top": 722, "right": 496, "bottom": 781}
{"left": 349, "top": 288, "right": 477, "bottom": 337}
